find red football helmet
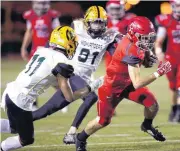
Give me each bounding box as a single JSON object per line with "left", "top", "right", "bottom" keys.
{"left": 127, "top": 16, "right": 156, "bottom": 51}
{"left": 32, "top": 0, "right": 50, "bottom": 16}
{"left": 170, "top": 0, "right": 180, "bottom": 19}
{"left": 106, "top": 0, "right": 125, "bottom": 20}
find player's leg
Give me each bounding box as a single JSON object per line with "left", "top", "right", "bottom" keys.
{"left": 32, "top": 75, "right": 89, "bottom": 121}
{"left": 32, "top": 89, "right": 70, "bottom": 121}
{"left": 126, "top": 87, "right": 165, "bottom": 141}
{"left": 165, "top": 56, "right": 178, "bottom": 122}
{"left": 174, "top": 63, "right": 180, "bottom": 122}
{"left": 1, "top": 94, "right": 34, "bottom": 151}
{"left": 63, "top": 92, "right": 98, "bottom": 144}
{"left": 75, "top": 87, "right": 122, "bottom": 150}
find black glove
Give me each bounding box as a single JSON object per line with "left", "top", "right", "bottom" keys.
{"left": 142, "top": 51, "right": 157, "bottom": 68}
{"left": 52, "top": 63, "right": 74, "bottom": 78}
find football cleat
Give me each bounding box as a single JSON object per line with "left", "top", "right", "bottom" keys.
{"left": 75, "top": 134, "right": 87, "bottom": 151}
{"left": 141, "top": 124, "right": 166, "bottom": 142}
{"left": 63, "top": 134, "right": 76, "bottom": 144}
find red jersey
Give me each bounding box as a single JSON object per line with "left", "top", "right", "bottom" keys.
{"left": 107, "top": 13, "right": 136, "bottom": 34}
{"left": 155, "top": 14, "right": 180, "bottom": 56}
{"left": 104, "top": 36, "right": 145, "bottom": 94}
{"left": 23, "top": 9, "right": 59, "bottom": 51}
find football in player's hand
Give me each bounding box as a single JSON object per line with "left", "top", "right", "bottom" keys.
{"left": 142, "top": 51, "right": 157, "bottom": 68}
{"left": 52, "top": 63, "right": 74, "bottom": 78}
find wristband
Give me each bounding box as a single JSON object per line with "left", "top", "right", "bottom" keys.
{"left": 153, "top": 72, "right": 160, "bottom": 78}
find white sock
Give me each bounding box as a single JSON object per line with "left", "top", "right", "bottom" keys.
{"left": 1, "top": 136, "right": 22, "bottom": 151}
{"left": 67, "top": 126, "right": 77, "bottom": 134}
{"left": 0, "top": 119, "right": 11, "bottom": 133}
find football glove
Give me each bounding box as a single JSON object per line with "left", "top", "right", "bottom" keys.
{"left": 154, "top": 61, "right": 171, "bottom": 78}
{"left": 52, "top": 63, "right": 74, "bottom": 78}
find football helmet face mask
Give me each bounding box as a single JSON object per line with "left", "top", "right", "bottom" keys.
{"left": 49, "top": 26, "right": 78, "bottom": 59}
{"left": 127, "top": 16, "right": 156, "bottom": 51}
{"left": 106, "top": 0, "right": 125, "bottom": 20}
{"left": 84, "top": 6, "right": 107, "bottom": 38}
{"left": 32, "top": 0, "right": 50, "bottom": 16}
{"left": 171, "top": 0, "right": 180, "bottom": 19}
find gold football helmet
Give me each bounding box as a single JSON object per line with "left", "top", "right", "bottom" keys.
{"left": 84, "top": 6, "right": 107, "bottom": 38}
{"left": 49, "top": 26, "right": 78, "bottom": 59}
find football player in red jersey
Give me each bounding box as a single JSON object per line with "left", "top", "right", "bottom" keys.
{"left": 105, "top": 0, "right": 136, "bottom": 67}
{"left": 21, "top": 0, "right": 60, "bottom": 61}
{"left": 155, "top": 0, "right": 180, "bottom": 122}
{"left": 75, "top": 17, "right": 171, "bottom": 151}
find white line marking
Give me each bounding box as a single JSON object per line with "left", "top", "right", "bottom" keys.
{"left": 27, "top": 140, "right": 180, "bottom": 148}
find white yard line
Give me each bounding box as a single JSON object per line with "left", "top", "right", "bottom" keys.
{"left": 27, "top": 140, "right": 180, "bottom": 148}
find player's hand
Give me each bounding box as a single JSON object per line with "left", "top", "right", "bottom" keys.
{"left": 21, "top": 48, "right": 29, "bottom": 61}
{"left": 155, "top": 61, "right": 171, "bottom": 77}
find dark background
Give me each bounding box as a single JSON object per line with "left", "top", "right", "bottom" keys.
{"left": 1, "top": 1, "right": 166, "bottom": 57}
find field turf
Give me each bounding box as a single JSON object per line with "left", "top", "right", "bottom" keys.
{"left": 1, "top": 59, "right": 180, "bottom": 151}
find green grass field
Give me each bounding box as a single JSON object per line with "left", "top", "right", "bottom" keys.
{"left": 1, "top": 59, "right": 180, "bottom": 151}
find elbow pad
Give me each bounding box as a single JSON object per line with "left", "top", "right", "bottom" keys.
{"left": 52, "top": 63, "right": 74, "bottom": 78}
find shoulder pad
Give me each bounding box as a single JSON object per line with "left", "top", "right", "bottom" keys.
{"left": 73, "top": 19, "right": 86, "bottom": 34}
{"left": 49, "top": 9, "right": 60, "bottom": 18}
{"left": 155, "top": 14, "right": 171, "bottom": 27}
{"left": 23, "top": 10, "right": 34, "bottom": 20}
{"left": 103, "top": 29, "right": 120, "bottom": 43}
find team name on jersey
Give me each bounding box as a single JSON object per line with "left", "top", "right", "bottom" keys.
{"left": 81, "top": 40, "right": 103, "bottom": 50}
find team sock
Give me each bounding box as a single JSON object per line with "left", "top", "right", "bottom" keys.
{"left": 77, "top": 130, "right": 89, "bottom": 141}
{"left": 142, "top": 118, "right": 153, "bottom": 129}
{"left": 1, "top": 136, "right": 22, "bottom": 151}
{"left": 172, "top": 105, "right": 177, "bottom": 114}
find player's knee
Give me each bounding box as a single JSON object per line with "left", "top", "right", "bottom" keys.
{"left": 98, "top": 117, "right": 111, "bottom": 127}
{"left": 20, "top": 137, "right": 34, "bottom": 146}
{"left": 148, "top": 102, "right": 159, "bottom": 113}
{"left": 84, "top": 92, "right": 98, "bottom": 107}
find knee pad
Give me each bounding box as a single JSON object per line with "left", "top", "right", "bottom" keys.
{"left": 20, "top": 137, "right": 34, "bottom": 146}
{"left": 97, "top": 116, "right": 111, "bottom": 127}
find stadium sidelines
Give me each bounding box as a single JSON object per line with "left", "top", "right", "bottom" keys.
{"left": 27, "top": 140, "right": 180, "bottom": 148}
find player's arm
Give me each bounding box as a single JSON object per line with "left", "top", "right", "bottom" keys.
{"left": 52, "top": 63, "right": 100, "bottom": 102}
{"left": 128, "top": 61, "right": 171, "bottom": 89}
{"left": 155, "top": 26, "right": 166, "bottom": 61}
{"left": 21, "top": 21, "right": 32, "bottom": 61}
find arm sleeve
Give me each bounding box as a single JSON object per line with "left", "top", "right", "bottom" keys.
{"left": 156, "top": 26, "right": 167, "bottom": 39}
{"left": 26, "top": 20, "right": 32, "bottom": 29}
{"left": 52, "top": 18, "right": 60, "bottom": 29}
{"left": 122, "top": 55, "right": 141, "bottom": 65}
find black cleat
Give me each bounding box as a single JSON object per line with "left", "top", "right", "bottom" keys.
{"left": 75, "top": 134, "right": 87, "bottom": 151}
{"left": 141, "top": 124, "right": 166, "bottom": 142}
{"left": 63, "top": 134, "right": 76, "bottom": 144}
{"left": 168, "top": 109, "right": 176, "bottom": 122}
